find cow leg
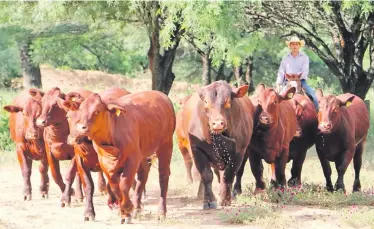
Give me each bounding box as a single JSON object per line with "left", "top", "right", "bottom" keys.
{"left": 74, "top": 173, "right": 84, "bottom": 203}
{"left": 270, "top": 163, "right": 277, "bottom": 188}
{"left": 132, "top": 159, "right": 150, "bottom": 215}
{"left": 353, "top": 141, "right": 365, "bottom": 192}
{"left": 106, "top": 183, "right": 119, "bottom": 209}
{"left": 288, "top": 150, "right": 307, "bottom": 187}
{"left": 249, "top": 152, "right": 265, "bottom": 191}
{"left": 39, "top": 157, "right": 49, "bottom": 199}
{"left": 179, "top": 144, "right": 193, "bottom": 184}
{"left": 97, "top": 172, "right": 107, "bottom": 195}
{"left": 316, "top": 150, "right": 333, "bottom": 192}
{"left": 156, "top": 142, "right": 172, "bottom": 219}
{"left": 17, "top": 148, "right": 33, "bottom": 201}
{"left": 46, "top": 151, "right": 66, "bottom": 193}
{"left": 61, "top": 157, "right": 78, "bottom": 207}
{"left": 192, "top": 148, "right": 216, "bottom": 210}
{"left": 219, "top": 151, "right": 244, "bottom": 206}
{"left": 119, "top": 157, "right": 140, "bottom": 224}
{"left": 77, "top": 156, "right": 95, "bottom": 221}
{"left": 232, "top": 150, "right": 249, "bottom": 198}
{"left": 334, "top": 150, "right": 354, "bottom": 192}
{"left": 275, "top": 149, "right": 288, "bottom": 189}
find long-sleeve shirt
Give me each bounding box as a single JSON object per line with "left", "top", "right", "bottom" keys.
{"left": 276, "top": 52, "right": 309, "bottom": 84}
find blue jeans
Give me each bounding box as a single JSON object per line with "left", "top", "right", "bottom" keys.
{"left": 300, "top": 79, "right": 319, "bottom": 112}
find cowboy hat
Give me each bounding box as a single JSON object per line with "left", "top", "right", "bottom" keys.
{"left": 286, "top": 36, "right": 305, "bottom": 47}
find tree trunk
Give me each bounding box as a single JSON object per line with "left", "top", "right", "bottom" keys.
{"left": 233, "top": 66, "right": 243, "bottom": 87}
{"left": 201, "top": 53, "right": 212, "bottom": 86}
{"left": 245, "top": 56, "right": 255, "bottom": 94}
{"left": 19, "top": 41, "right": 42, "bottom": 89}
{"left": 215, "top": 61, "right": 226, "bottom": 82}
{"left": 147, "top": 3, "right": 182, "bottom": 95}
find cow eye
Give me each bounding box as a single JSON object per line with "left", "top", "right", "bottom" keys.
{"left": 273, "top": 101, "right": 277, "bottom": 105}
{"left": 94, "top": 110, "right": 100, "bottom": 115}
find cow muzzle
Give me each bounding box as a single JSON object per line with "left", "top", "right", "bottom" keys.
{"left": 259, "top": 114, "right": 272, "bottom": 125}
{"left": 36, "top": 118, "right": 47, "bottom": 127}
{"left": 318, "top": 122, "right": 332, "bottom": 133}
{"left": 209, "top": 119, "right": 227, "bottom": 134}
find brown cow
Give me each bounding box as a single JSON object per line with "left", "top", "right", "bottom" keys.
{"left": 315, "top": 89, "right": 369, "bottom": 192}
{"left": 176, "top": 94, "right": 195, "bottom": 184}
{"left": 176, "top": 94, "right": 220, "bottom": 199}
{"left": 236, "top": 84, "right": 296, "bottom": 192}
{"left": 265, "top": 94, "right": 318, "bottom": 188}
{"left": 67, "top": 90, "right": 175, "bottom": 224}
{"left": 33, "top": 87, "right": 91, "bottom": 207}
{"left": 62, "top": 87, "right": 130, "bottom": 221}
{"left": 179, "top": 81, "right": 254, "bottom": 209}
{"left": 3, "top": 89, "right": 49, "bottom": 200}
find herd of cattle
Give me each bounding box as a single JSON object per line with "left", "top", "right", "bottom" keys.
{"left": 2, "top": 80, "right": 370, "bottom": 224}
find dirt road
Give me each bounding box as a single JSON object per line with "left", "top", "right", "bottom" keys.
{"left": 1, "top": 162, "right": 369, "bottom": 229}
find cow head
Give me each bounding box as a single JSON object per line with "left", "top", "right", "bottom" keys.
{"left": 292, "top": 99, "right": 308, "bottom": 137}
{"left": 36, "top": 87, "right": 67, "bottom": 127}
{"left": 195, "top": 80, "right": 248, "bottom": 135}
{"left": 256, "top": 84, "right": 296, "bottom": 126}
{"left": 65, "top": 93, "right": 87, "bottom": 145}
{"left": 69, "top": 93, "right": 120, "bottom": 139}
{"left": 316, "top": 89, "right": 354, "bottom": 134}
{"left": 4, "top": 97, "right": 43, "bottom": 140}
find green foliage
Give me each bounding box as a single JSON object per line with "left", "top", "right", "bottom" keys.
{"left": 0, "top": 111, "right": 13, "bottom": 151}
{"left": 32, "top": 23, "right": 148, "bottom": 75}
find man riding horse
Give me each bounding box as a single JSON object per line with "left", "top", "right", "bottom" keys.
{"left": 276, "top": 36, "right": 319, "bottom": 112}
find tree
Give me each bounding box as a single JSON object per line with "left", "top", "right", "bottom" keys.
{"left": 132, "top": 1, "right": 184, "bottom": 94}
{"left": 246, "top": 0, "right": 374, "bottom": 99}
{"left": 0, "top": 2, "right": 89, "bottom": 89}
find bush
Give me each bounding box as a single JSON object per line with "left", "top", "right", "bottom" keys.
{"left": 0, "top": 111, "right": 14, "bottom": 151}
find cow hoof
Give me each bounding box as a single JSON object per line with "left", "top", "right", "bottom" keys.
{"left": 100, "top": 191, "right": 107, "bottom": 196}
{"left": 232, "top": 189, "right": 242, "bottom": 199}
{"left": 203, "top": 201, "right": 217, "bottom": 210}
{"left": 121, "top": 217, "right": 132, "bottom": 224}
{"left": 158, "top": 215, "right": 166, "bottom": 222}
{"left": 75, "top": 198, "right": 84, "bottom": 203}
{"left": 218, "top": 200, "right": 231, "bottom": 207}
{"left": 84, "top": 215, "right": 95, "bottom": 222}
{"left": 24, "top": 194, "right": 32, "bottom": 201}
{"left": 42, "top": 193, "right": 48, "bottom": 199}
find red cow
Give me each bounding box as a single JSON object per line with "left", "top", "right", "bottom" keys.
{"left": 3, "top": 89, "right": 49, "bottom": 200}
{"left": 67, "top": 90, "right": 175, "bottom": 224}
{"left": 62, "top": 87, "right": 130, "bottom": 221}
{"left": 315, "top": 89, "right": 369, "bottom": 192}
{"left": 235, "top": 84, "right": 296, "bottom": 192}
{"left": 33, "top": 87, "right": 91, "bottom": 207}
{"left": 178, "top": 81, "right": 254, "bottom": 209}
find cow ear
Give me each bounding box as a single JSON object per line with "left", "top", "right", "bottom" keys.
{"left": 29, "top": 88, "right": 44, "bottom": 98}
{"left": 63, "top": 100, "right": 81, "bottom": 111}
{"left": 56, "top": 97, "right": 70, "bottom": 112}
{"left": 3, "top": 105, "right": 23, "bottom": 113}
{"left": 107, "top": 104, "right": 126, "bottom": 117}
{"left": 339, "top": 95, "right": 355, "bottom": 107}
{"left": 231, "top": 85, "right": 249, "bottom": 99}
{"left": 316, "top": 88, "right": 323, "bottom": 102}
{"left": 255, "top": 83, "right": 265, "bottom": 94}
{"left": 194, "top": 85, "right": 204, "bottom": 100}
{"left": 280, "top": 87, "right": 296, "bottom": 100}
{"left": 66, "top": 92, "right": 83, "bottom": 103}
